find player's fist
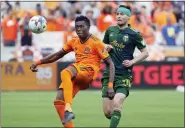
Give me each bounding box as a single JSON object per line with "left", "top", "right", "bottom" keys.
{"left": 30, "top": 63, "right": 38, "bottom": 72}
{"left": 105, "top": 44, "right": 113, "bottom": 52}
{"left": 123, "top": 60, "right": 134, "bottom": 67}
{"left": 107, "top": 88, "right": 115, "bottom": 100}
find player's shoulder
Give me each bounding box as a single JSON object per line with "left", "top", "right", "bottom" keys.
{"left": 107, "top": 25, "right": 118, "bottom": 32}
{"left": 90, "top": 34, "right": 101, "bottom": 42}
{"left": 67, "top": 36, "right": 79, "bottom": 43}
{"left": 90, "top": 34, "right": 104, "bottom": 45}
{"left": 128, "top": 25, "right": 141, "bottom": 36}
{"left": 72, "top": 36, "right": 79, "bottom": 41}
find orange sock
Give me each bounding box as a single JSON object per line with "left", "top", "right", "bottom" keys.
{"left": 54, "top": 100, "right": 75, "bottom": 128}
{"left": 61, "top": 69, "right": 73, "bottom": 112}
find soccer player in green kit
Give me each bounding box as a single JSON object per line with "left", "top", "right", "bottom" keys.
{"left": 101, "top": 5, "right": 149, "bottom": 127}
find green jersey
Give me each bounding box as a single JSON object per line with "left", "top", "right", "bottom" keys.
{"left": 103, "top": 25, "right": 146, "bottom": 77}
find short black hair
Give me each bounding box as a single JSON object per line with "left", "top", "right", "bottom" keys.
{"left": 118, "top": 5, "right": 131, "bottom": 12}
{"left": 75, "top": 15, "right": 90, "bottom": 27}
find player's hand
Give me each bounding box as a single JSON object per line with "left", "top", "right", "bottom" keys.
{"left": 105, "top": 44, "right": 113, "bottom": 52}
{"left": 30, "top": 63, "right": 38, "bottom": 72}
{"left": 107, "top": 87, "right": 115, "bottom": 100}
{"left": 123, "top": 60, "right": 134, "bottom": 67}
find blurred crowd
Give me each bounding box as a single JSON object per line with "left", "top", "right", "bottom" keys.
{"left": 1, "top": 1, "right": 184, "bottom": 62}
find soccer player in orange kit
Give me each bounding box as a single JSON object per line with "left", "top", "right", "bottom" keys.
{"left": 30, "top": 15, "right": 115, "bottom": 127}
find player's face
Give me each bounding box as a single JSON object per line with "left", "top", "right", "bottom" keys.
{"left": 75, "top": 21, "right": 89, "bottom": 39}
{"left": 116, "top": 12, "right": 130, "bottom": 26}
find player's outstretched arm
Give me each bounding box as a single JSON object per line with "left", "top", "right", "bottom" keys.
{"left": 30, "top": 49, "right": 67, "bottom": 72}
{"left": 38, "top": 49, "right": 67, "bottom": 64}
{"left": 103, "top": 57, "right": 115, "bottom": 99}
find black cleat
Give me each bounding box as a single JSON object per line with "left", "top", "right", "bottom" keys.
{"left": 62, "top": 111, "right": 75, "bottom": 124}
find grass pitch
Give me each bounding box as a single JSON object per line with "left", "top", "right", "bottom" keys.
{"left": 1, "top": 90, "right": 184, "bottom": 127}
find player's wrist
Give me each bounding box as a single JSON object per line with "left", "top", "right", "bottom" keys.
{"left": 108, "top": 82, "right": 113, "bottom": 88}
{"left": 131, "top": 59, "right": 136, "bottom": 65}
{"left": 35, "top": 60, "right": 42, "bottom": 65}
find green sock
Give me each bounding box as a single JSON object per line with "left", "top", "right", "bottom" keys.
{"left": 110, "top": 110, "right": 121, "bottom": 128}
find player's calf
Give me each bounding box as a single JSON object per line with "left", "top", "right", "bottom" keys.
{"left": 103, "top": 98, "right": 113, "bottom": 119}
{"left": 54, "top": 89, "right": 75, "bottom": 127}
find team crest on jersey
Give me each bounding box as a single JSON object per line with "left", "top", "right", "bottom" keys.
{"left": 123, "top": 35, "right": 129, "bottom": 42}
{"left": 109, "top": 33, "right": 113, "bottom": 37}
{"left": 84, "top": 47, "right": 90, "bottom": 54}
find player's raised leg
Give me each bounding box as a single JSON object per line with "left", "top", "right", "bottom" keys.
{"left": 60, "top": 66, "right": 78, "bottom": 124}
{"left": 54, "top": 89, "right": 74, "bottom": 128}
{"left": 54, "top": 83, "right": 80, "bottom": 127}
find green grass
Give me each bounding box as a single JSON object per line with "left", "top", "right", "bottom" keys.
{"left": 1, "top": 90, "right": 184, "bottom": 127}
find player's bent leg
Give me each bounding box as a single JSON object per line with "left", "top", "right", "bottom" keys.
{"left": 102, "top": 98, "right": 113, "bottom": 120}
{"left": 110, "top": 86, "right": 128, "bottom": 128}
{"left": 54, "top": 89, "right": 75, "bottom": 128}
{"left": 60, "top": 66, "right": 78, "bottom": 124}
{"left": 102, "top": 79, "right": 114, "bottom": 120}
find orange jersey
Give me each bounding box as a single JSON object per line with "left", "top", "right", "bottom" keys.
{"left": 63, "top": 35, "right": 109, "bottom": 75}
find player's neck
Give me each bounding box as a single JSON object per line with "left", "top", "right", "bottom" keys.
{"left": 117, "top": 24, "right": 128, "bottom": 30}
{"left": 80, "top": 33, "right": 92, "bottom": 44}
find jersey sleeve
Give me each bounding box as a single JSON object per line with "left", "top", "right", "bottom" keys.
{"left": 95, "top": 41, "right": 109, "bottom": 60}
{"left": 135, "top": 32, "right": 146, "bottom": 49}
{"left": 103, "top": 29, "right": 109, "bottom": 44}
{"left": 62, "top": 39, "right": 74, "bottom": 52}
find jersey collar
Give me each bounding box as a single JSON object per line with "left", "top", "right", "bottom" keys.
{"left": 80, "top": 34, "right": 92, "bottom": 44}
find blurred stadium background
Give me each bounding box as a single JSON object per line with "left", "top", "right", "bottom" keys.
{"left": 1, "top": 1, "right": 184, "bottom": 127}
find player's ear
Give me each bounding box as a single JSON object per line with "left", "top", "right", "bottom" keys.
{"left": 127, "top": 16, "right": 130, "bottom": 21}
{"left": 87, "top": 25, "right": 90, "bottom": 30}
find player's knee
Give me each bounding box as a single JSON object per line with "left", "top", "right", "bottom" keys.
{"left": 104, "top": 110, "right": 112, "bottom": 119}
{"left": 103, "top": 108, "right": 112, "bottom": 118}
{"left": 55, "top": 89, "right": 64, "bottom": 100}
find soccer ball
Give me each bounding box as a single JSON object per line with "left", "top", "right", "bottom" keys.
{"left": 29, "top": 15, "right": 47, "bottom": 34}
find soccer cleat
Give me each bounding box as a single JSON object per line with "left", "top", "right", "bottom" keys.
{"left": 62, "top": 111, "right": 75, "bottom": 124}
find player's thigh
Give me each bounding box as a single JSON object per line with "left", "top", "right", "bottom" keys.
{"left": 114, "top": 76, "right": 132, "bottom": 97}
{"left": 72, "top": 84, "right": 80, "bottom": 98}
{"left": 113, "top": 77, "right": 131, "bottom": 110}
{"left": 65, "top": 64, "right": 78, "bottom": 79}
{"left": 73, "top": 64, "right": 94, "bottom": 89}
{"left": 113, "top": 92, "right": 126, "bottom": 111}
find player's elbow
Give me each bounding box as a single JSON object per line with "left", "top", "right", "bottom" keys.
{"left": 145, "top": 50, "right": 149, "bottom": 58}
{"left": 104, "top": 58, "right": 115, "bottom": 71}
{"left": 108, "top": 61, "right": 115, "bottom": 73}
{"left": 141, "top": 48, "right": 149, "bottom": 59}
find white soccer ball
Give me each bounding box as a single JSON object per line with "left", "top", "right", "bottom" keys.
{"left": 29, "top": 15, "right": 47, "bottom": 34}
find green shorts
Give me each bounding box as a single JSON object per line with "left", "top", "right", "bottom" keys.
{"left": 101, "top": 75, "right": 132, "bottom": 98}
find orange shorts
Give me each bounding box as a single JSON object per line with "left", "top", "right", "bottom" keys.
{"left": 59, "top": 63, "right": 96, "bottom": 97}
